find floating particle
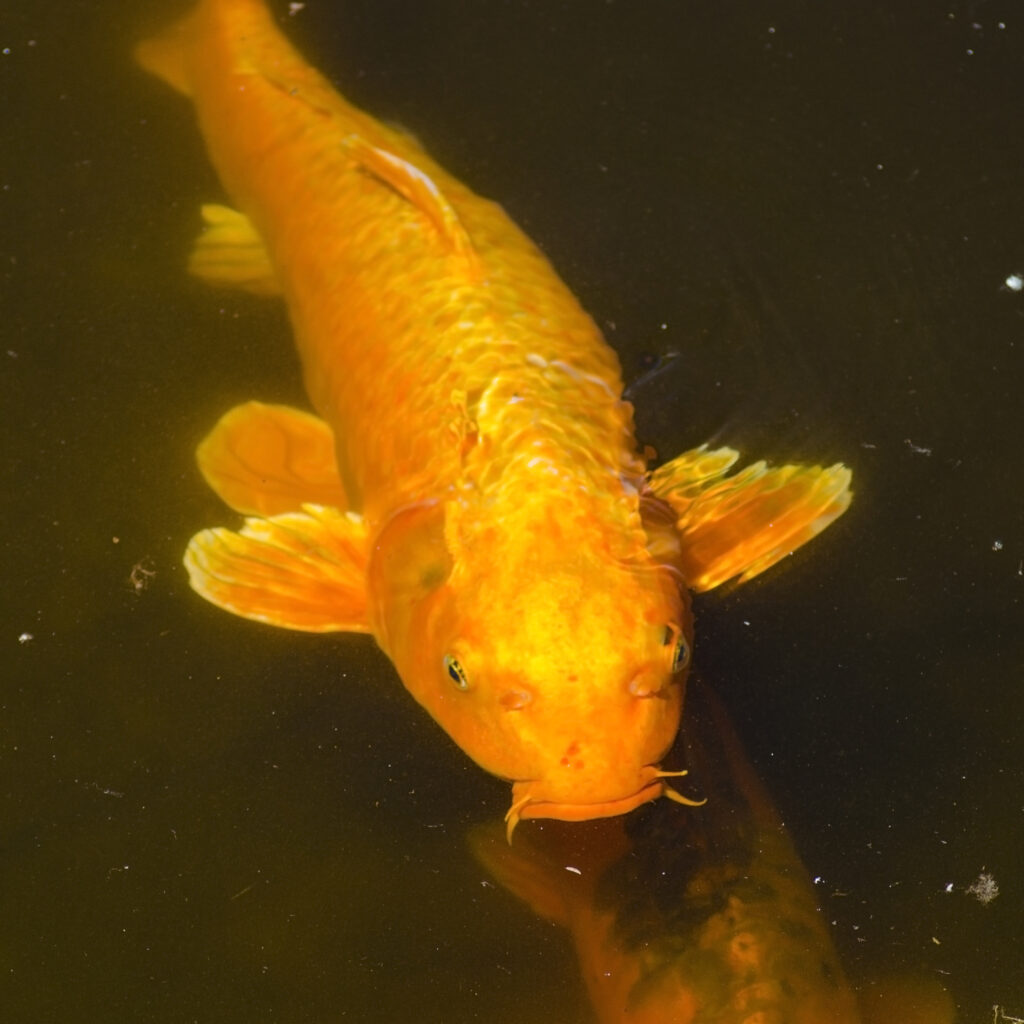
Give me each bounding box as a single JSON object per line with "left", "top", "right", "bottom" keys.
{"left": 966, "top": 871, "right": 999, "bottom": 905}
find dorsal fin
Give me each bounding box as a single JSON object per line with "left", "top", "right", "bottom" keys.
{"left": 342, "top": 133, "right": 480, "bottom": 278}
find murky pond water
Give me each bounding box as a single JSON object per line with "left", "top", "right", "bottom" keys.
{"left": 4, "top": 2, "right": 1022, "bottom": 1021}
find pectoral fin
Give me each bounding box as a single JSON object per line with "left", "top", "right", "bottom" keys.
{"left": 189, "top": 203, "right": 281, "bottom": 295}
{"left": 197, "top": 401, "right": 347, "bottom": 517}
{"left": 184, "top": 504, "right": 370, "bottom": 633}
{"left": 467, "top": 822, "right": 573, "bottom": 927}
{"left": 648, "top": 446, "right": 852, "bottom": 591}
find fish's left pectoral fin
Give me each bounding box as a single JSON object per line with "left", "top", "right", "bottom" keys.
{"left": 188, "top": 203, "right": 281, "bottom": 295}
{"left": 649, "top": 446, "right": 852, "bottom": 591}
{"left": 197, "top": 401, "right": 347, "bottom": 517}
{"left": 184, "top": 504, "right": 371, "bottom": 633}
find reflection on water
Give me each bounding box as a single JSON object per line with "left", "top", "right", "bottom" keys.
{"left": 3, "top": 1, "right": 1022, "bottom": 1022}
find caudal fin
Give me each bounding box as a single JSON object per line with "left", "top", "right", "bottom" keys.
{"left": 134, "top": 3, "right": 204, "bottom": 96}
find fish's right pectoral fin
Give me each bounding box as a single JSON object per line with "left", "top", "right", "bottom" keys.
{"left": 184, "top": 504, "right": 371, "bottom": 633}
{"left": 197, "top": 401, "right": 347, "bottom": 517}
{"left": 189, "top": 203, "right": 281, "bottom": 295}
{"left": 648, "top": 446, "right": 852, "bottom": 591}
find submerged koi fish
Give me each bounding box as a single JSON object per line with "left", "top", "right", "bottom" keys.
{"left": 471, "top": 678, "right": 861, "bottom": 1023}
{"left": 471, "top": 680, "right": 954, "bottom": 1024}
{"left": 137, "top": 0, "right": 851, "bottom": 834}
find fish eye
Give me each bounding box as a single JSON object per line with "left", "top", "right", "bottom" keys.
{"left": 443, "top": 654, "right": 471, "bottom": 691}
{"left": 662, "top": 625, "right": 690, "bottom": 674}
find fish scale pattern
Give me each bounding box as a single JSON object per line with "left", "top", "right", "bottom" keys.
{"left": 168, "top": 0, "right": 645, "bottom": 540}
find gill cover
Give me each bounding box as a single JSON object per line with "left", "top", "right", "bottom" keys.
{"left": 368, "top": 501, "right": 452, "bottom": 668}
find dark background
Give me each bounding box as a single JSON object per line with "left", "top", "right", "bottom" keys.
{"left": 3, "top": 1, "right": 1022, "bottom": 1021}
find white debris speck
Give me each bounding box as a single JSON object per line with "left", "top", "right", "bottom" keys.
{"left": 18, "top": 632, "right": 33, "bottom": 644}
{"left": 1004, "top": 273, "right": 1023, "bottom": 292}
{"left": 992, "top": 539, "right": 1004, "bottom": 551}
{"left": 288, "top": 2, "right": 306, "bottom": 14}
{"left": 128, "top": 558, "right": 157, "bottom": 594}
{"left": 944, "top": 882, "right": 954, "bottom": 893}
{"left": 966, "top": 871, "right": 999, "bottom": 905}
{"left": 564, "top": 865, "right": 582, "bottom": 876}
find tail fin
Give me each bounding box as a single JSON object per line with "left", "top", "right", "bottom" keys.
{"left": 134, "top": 4, "right": 204, "bottom": 96}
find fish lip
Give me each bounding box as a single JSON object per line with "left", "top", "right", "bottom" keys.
{"left": 511, "top": 777, "right": 665, "bottom": 826}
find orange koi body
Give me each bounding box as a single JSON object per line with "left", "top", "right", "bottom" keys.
{"left": 137, "top": 0, "right": 851, "bottom": 833}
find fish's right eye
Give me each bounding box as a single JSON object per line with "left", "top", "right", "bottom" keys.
{"left": 443, "top": 654, "right": 471, "bottom": 691}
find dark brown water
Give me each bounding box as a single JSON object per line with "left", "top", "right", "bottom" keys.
{"left": 4, "top": 2, "right": 1022, "bottom": 1021}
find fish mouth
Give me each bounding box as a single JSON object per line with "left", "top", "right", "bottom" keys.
{"left": 504, "top": 777, "right": 664, "bottom": 843}
{"left": 504, "top": 768, "right": 705, "bottom": 842}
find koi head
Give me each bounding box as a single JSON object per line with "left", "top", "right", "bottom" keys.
{"left": 368, "top": 500, "right": 701, "bottom": 835}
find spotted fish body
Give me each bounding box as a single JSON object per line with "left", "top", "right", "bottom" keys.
{"left": 471, "top": 681, "right": 954, "bottom": 1023}
{"left": 137, "top": 0, "right": 852, "bottom": 829}
{"left": 471, "top": 679, "right": 860, "bottom": 1023}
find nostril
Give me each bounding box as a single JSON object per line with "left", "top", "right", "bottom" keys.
{"left": 499, "top": 688, "right": 533, "bottom": 710}
{"left": 628, "top": 673, "right": 662, "bottom": 698}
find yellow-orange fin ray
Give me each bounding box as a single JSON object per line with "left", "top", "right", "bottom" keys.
{"left": 648, "top": 446, "right": 852, "bottom": 591}
{"left": 342, "top": 133, "right": 480, "bottom": 277}
{"left": 184, "top": 504, "right": 370, "bottom": 633}
{"left": 189, "top": 203, "right": 280, "bottom": 295}
{"left": 197, "top": 401, "right": 347, "bottom": 517}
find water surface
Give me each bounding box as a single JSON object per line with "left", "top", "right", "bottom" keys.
{"left": 3, "top": 2, "right": 1022, "bottom": 1021}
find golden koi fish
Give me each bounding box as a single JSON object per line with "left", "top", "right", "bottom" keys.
{"left": 136, "top": 0, "right": 851, "bottom": 834}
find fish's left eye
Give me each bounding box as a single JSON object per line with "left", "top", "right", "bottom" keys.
{"left": 443, "top": 654, "right": 471, "bottom": 691}
{"left": 662, "top": 625, "right": 690, "bottom": 674}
